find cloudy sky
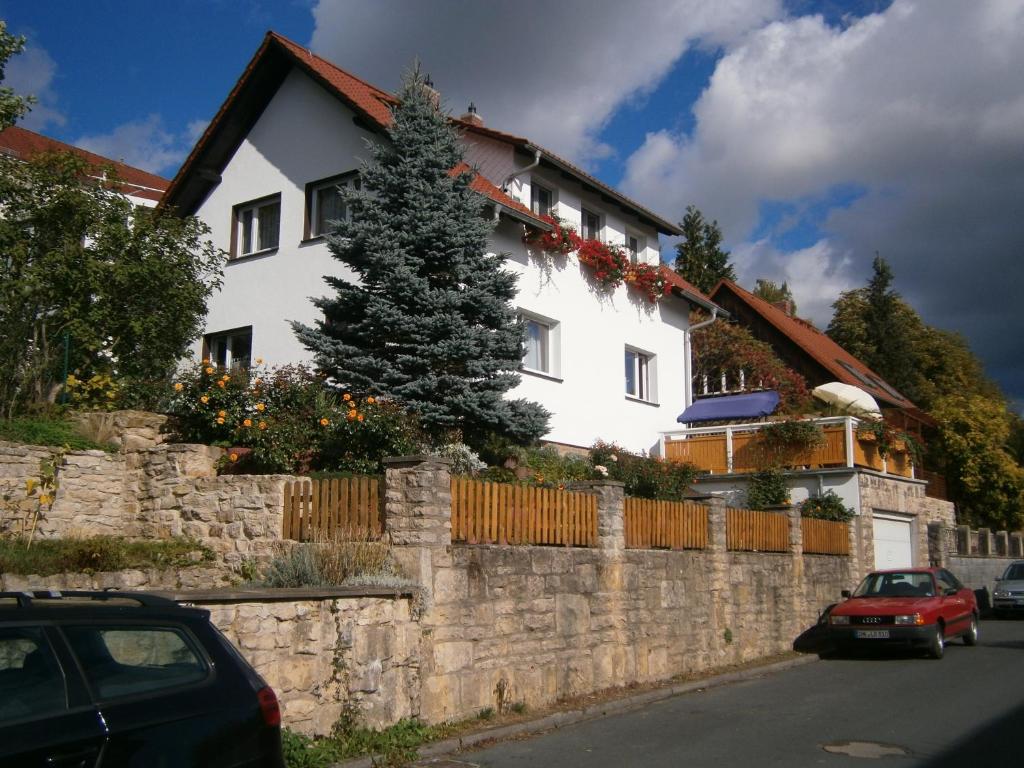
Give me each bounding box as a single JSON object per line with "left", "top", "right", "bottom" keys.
{"left": 3, "top": 0, "right": 1022, "bottom": 406}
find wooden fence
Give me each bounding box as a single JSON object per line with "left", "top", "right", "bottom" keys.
{"left": 624, "top": 498, "right": 708, "bottom": 550}
{"left": 801, "top": 518, "right": 850, "bottom": 555}
{"left": 450, "top": 477, "right": 597, "bottom": 547}
{"left": 726, "top": 508, "right": 789, "bottom": 552}
{"left": 282, "top": 476, "right": 381, "bottom": 541}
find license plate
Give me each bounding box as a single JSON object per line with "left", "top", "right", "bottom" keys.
{"left": 855, "top": 629, "right": 890, "bottom": 639}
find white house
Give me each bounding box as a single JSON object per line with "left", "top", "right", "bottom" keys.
{"left": 162, "top": 32, "right": 722, "bottom": 454}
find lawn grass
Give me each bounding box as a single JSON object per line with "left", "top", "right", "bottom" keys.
{"left": 0, "top": 536, "right": 214, "bottom": 575}
{"left": 0, "top": 414, "right": 115, "bottom": 452}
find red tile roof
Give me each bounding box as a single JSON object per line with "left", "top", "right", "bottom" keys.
{"left": 710, "top": 279, "right": 915, "bottom": 409}
{"left": 659, "top": 267, "right": 719, "bottom": 312}
{"left": 451, "top": 162, "right": 545, "bottom": 224}
{"left": 164, "top": 31, "right": 678, "bottom": 234}
{"left": 0, "top": 125, "right": 170, "bottom": 202}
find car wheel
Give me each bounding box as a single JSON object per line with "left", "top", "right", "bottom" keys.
{"left": 927, "top": 625, "right": 944, "bottom": 659}
{"left": 964, "top": 614, "right": 978, "bottom": 646}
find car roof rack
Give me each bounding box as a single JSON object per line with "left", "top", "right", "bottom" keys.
{"left": 0, "top": 590, "right": 181, "bottom": 609}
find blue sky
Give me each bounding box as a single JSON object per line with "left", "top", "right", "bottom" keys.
{"left": 3, "top": 1, "right": 1022, "bottom": 407}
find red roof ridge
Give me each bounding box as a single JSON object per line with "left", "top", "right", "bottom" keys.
{"left": 267, "top": 31, "right": 396, "bottom": 105}
{"left": 0, "top": 125, "right": 169, "bottom": 201}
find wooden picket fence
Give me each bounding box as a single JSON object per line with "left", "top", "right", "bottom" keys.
{"left": 726, "top": 508, "right": 789, "bottom": 552}
{"left": 450, "top": 477, "right": 598, "bottom": 547}
{"left": 801, "top": 518, "right": 850, "bottom": 555}
{"left": 624, "top": 498, "right": 708, "bottom": 550}
{"left": 282, "top": 476, "right": 381, "bottom": 542}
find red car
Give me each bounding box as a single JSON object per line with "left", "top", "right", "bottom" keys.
{"left": 827, "top": 567, "right": 978, "bottom": 659}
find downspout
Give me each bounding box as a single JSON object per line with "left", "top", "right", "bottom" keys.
{"left": 683, "top": 307, "right": 719, "bottom": 410}
{"left": 500, "top": 148, "right": 542, "bottom": 193}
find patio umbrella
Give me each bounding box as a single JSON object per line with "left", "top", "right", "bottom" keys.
{"left": 811, "top": 382, "right": 882, "bottom": 420}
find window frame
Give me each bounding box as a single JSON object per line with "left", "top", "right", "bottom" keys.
{"left": 581, "top": 207, "right": 602, "bottom": 241}
{"left": 625, "top": 346, "right": 657, "bottom": 403}
{"left": 625, "top": 232, "right": 645, "bottom": 264}
{"left": 304, "top": 171, "right": 360, "bottom": 240}
{"left": 203, "top": 326, "right": 253, "bottom": 370}
{"left": 230, "top": 193, "right": 281, "bottom": 259}
{"left": 519, "top": 310, "right": 561, "bottom": 379}
{"left": 530, "top": 180, "right": 555, "bottom": 218}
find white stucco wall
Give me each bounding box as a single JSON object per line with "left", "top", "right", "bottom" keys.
{"left": 693, "top": 469, "right": 862, "bottom": 512}
{"left": 191, "top": 68, "right": 689, "bottom": 454}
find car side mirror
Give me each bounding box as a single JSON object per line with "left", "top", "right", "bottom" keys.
{"left": 841, "top": 589, "right": 851, "bottom": 598}
{"left": 944, "top": 587, "right": 958, "bottom": 596}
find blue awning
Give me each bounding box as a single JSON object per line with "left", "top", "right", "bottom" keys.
{"left": 676, "top": 391, "right": 780, "bottom": 424}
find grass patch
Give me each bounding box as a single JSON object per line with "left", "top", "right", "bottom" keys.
{"left": 0, "top": 415, "right": 115, "bottom": 452}
{"left": 283, "top": 716, "right": 457, "bottom": 768}
{"left": 263, "top": 531, "right": 411, "bottom": 589}
{"left": 0, "top": 536, "right": 214, "bottom": 575}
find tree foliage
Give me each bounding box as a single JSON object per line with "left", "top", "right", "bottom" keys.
{"left": 673, "top": 205, "right": 736, "bottom": 295}
{"left": 0, "top": 151, "right": 223, "bottom": 417}
{"left": 293, "top": 66, "right": 549, "bottom": 447}
{"left": 753, "top": 278, "right": 797, "bottom": 315}
{"left": 0, "top": 21, "right": 33, "bottom": 130}
{"left": 690, "top": 315, "right": 810, "bottom": 413}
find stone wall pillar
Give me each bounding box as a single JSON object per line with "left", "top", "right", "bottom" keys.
{"left": 927, "top": 522, "right": 949, "bottom": 568}
{"left": 705, "top": 498, "right": 730, "bottom": 661}
{"left": 1010, "top": 532, "right": 1024, "bottom": 558}
{"left": 382, "top": 455, "right": 453, "bottom": 593}
{"left": 956, "top": 525, "right": 971, "bottom": 555}
{"left": 570, "top": 480, "right": 625, "bottom": 551}
{"left": 994, "top": 531, "right": 1009, "bottom": 557}
{"left": 978, "top": 527, "right": 992, "bottom": 556}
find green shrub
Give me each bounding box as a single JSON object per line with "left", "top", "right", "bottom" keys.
{"left": 800, "top": 490, "right": 854, "bottom": 521}
{"left": 0, "top": 414, "right": 114, "bottom": 452}
{"left": 745, "top": 468, "right": 789, "bottom": 510}
{"left": 0, "top": 536, "right": 213, "bottom": 575}
{"left": 281, "top": 729, "right": 343, "bottom": 768}
{"left": 590, "top": 441, "right": 699, "bottom": 500}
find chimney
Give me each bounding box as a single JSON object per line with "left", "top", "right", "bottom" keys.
{"left": 422, "top": 74, "right": 441, "bottom": 110}
{"left": 772, "top": 299, "right": 793, "bottom": 317}
{"left": 460, "top": 101, "right": 484, "bottom": 127}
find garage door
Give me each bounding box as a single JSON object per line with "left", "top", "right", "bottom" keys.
{"left": 873, "top": 514, "right": 914, "bottom": 569}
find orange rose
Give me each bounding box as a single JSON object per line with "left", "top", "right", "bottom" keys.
{"left": 229, "top": 452, "right": 239, "bottom": 462}
{"left": 205, "top": 367, "right": 214, "bottom": 375}
{"left": 217, "top": 381, "right": 225, "bottom": 388}
{"left": 357, "top": 414, "right": 364, "bottom": 422}
{"left": 256, "top": 403, "right": 265, "bottom": 412}
{"left": 200, "top": 396, "right": 209, "bottom": 404}
{"left": 218, "top": 410, "right": 226, "bottom": 417}
{"left": 258, "top": 421, "right": 267, "bottom": 430}
{"left": 243, "top": 418, "right": 252, "bottom": 427}
{"left": 366, "top": 396, "right": 375, "bottom": 404}
{"left": 174, "top": 382, "right": 183, "bottom": 391}
{"left": 343, "top": 393, "right": 352, "bottom": 402}
{"left": 319, "top": 418, "right": 330, "bottom": 427}
{"left": 216, "top": 417, "right": 225, "bottom": 425}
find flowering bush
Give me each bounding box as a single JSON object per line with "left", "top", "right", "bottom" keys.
{"left": 625, "top": 263, "right": 671, "bottom": 303}
{"left": 590, "top": 440, "right": 700, "bottom": 500}
{"left": 801, "top": 490, "right": 854, "bottom": 521}
{"left": 318, "top": 396, "right": 427, "bottom": 475}
{"left": 577, "top": 240, "right": 630, "bottom": 290}
{"left": 523, "top": 215, "right": 582, "bottom": 256}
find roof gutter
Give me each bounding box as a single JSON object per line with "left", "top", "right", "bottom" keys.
{"left": 500, "top": 148, "right": 541, "bottom": 193}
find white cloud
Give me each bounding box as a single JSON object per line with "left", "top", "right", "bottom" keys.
{"left": 622, "top": 0, "right": 1024, "bottom": 400}
{"left": 309, "top": 0, "right": 782, "bottom": 165}
{"left": 5, "top": 40, "right": 65, "bottom": 130}
{"left": 75, "top": 114, "right": 195, "bottom": 176}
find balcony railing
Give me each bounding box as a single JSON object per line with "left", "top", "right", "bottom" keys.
{"left": 659, "top": 416, "right": 915, "bottom": 479}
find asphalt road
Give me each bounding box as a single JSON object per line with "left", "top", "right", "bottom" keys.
{"left": 455, "top": 618, "right": 1024, "bottom": 768}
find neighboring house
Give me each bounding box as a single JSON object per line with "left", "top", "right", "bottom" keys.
{"left": 707, "top": 279, "right": 931, "bottom": 433}
{"left": 161, "top": 31, "right": 721, "bottom": 454}
{"left": 0, "top": 125, "right": 169, "bottom": 208}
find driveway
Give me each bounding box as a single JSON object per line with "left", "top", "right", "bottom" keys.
{"left": 447, "top": 618, "right": 1024, "bottom": 768}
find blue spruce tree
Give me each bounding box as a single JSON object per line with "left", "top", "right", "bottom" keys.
{"left": 293, "top": 67, "right": 549, "bottom": 446}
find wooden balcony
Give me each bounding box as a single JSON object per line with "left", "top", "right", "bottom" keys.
{"left": 660, "top": 416, "right": 915, "bottom": 479}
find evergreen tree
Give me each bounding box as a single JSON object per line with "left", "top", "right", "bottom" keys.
{"left": 753, "top": 279, "right": 797, "bottom": 315}
{"left": 673, "top": 205, "right": 736, "bottom": 295}
{"left": 863, "top": 255, "right": 917, "bottom": 396}
{"left": 293, "top": 67, "right": 549, "bottom": 446}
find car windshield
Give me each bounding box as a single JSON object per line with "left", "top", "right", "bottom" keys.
{"left": 1002, "top": 564, "right": 1024, "bottom": 581}
{"left": 853, "top": 571, "right": 935, "bottom": 598}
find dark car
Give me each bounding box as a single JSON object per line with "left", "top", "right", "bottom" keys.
{"left": 0, "top": 590, "right": 284, "bottom": 767}
{"left": 827, "top": 567, "right": 978, "bottom": 659}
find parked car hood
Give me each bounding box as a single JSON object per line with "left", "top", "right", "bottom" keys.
{"left": 833, "top": 596, "right": 936, "bottom": 615}
{"left": 995, "top": 579, "right": 1024, "bottom": 592}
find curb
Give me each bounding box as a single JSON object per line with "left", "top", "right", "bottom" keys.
{"left": 333, "top": 654, "right": 818, "bottom": 767}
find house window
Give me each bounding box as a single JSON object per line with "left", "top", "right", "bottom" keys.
{"left": 625, "top": 348, "right": 653, "bottom": 401}
{"left": 524, "top": 319, "right": 550, "bottom": 373}
{"left": 306, "top": 172, "right": 360, "bottom": 239}
{"left": 204, "top": 327, "right": 252, "bottom": 370}
{"left": 626, "top": 234, "right": 644, "bottom": 264}
{"left": 581, "top": 208, "right": 601, "bottom": 241}
{"left": 233, "top": 195, "right": 280, "bottom": 257}
{"left": 531, "top": 182, "right": 553, "bottom": 217}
